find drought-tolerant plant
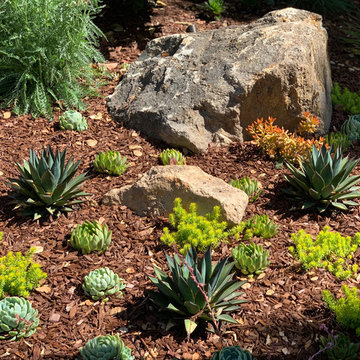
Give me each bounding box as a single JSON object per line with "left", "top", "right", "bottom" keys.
{"left": 332, "top": 83, "right": 360, "bottom": 115}
{"left": 230, "top": 177, "right": 263, "bottom": 202}
{"left": 149, "top": 247, "right": 246, "bottom": 336}
{"left": 232, "top": 243, "right": 270, "bottom": 276}
{"left": 83, "top": 267, "right": 126, "bottom": 301}
{"left": 284, "top": 144, "right": 360, "bottom": 212}
{"left": 6, "top": 146, "right": 89, "bottom": 219}
{"left": 0, "top": 0, "right": 104, "bottom": 118}
{"left": 325, "top": 132, "right": 352, "bottom": 152}
{"left": 247, "top": 113, "right": 326, "bottom": 163}
{"left": 69, "top": 220, "right": 112, "bottom": 255}
{"left": 0, "top": 248, "right": 47, "bottom": 298}
{"left": 243, "top": 214, "right": 278, "bottom": 239}
{"left": 323, "top": 285, "right": 360, "bottom": 336}
{"left": 93, "top": 150, "right": 130, "bottom": 176}
{"left": 320, "top": 330, "right": 359, "bottom": 360}
{"left": 79, "top": 334, "right": 134, "bottom": 360}
{"left": 160, "top": 198, "right": 244, "bottom": 255}
{"left": 341, "top": 115, "right": 360, "bottom": 141}
{"left": 160, "top": 149, "right": 186, "bottom": 165}
{"left": 203, "top": 0, "right": 226, "bottom": 19}
{"left": 290, "top": 227, "right": 360, "bottom": 279}
{"left": 211, "top": 346, "right": 256, "bottom": 360}
{"left": 59, "top": 110, "right": 88, "bottom": 132}
{"left": 0, "top": 297, "right": 39, "bottom": 340}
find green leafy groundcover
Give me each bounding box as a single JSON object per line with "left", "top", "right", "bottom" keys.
{"left": 0, "top": 0, "right": 104, "bottom": 118}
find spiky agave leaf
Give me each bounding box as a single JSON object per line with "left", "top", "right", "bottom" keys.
{"left": 284, "top": 145, "right": 360, "bottom": 212}
{"left": 6, "top": 146, "right": 89, "bottom": 219}
{"left": 149, "top": 247, "right": 246, "bottom": 335}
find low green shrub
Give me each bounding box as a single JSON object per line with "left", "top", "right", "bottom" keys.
{"left": 0, "top": 0, "right": 104, "bottom": 118}
{"left": 93, "top": 150, "right": 130, "bottom": 176}
{"left": 230, "top": 177, "right": 263, "bottom": 203}
{"left": 0, "top": 297, "right": 39, "bottom": 340}
{"left": 290, "top": 226, "right": 360, "bottom": 279}
{"left": 332, "top": 83, "right": 360, "bottom": 115}
{"left": 212, "top": 345, "right": 256, "bottom": 360}
{"left": 325, "top": 132, "right": 351, "bottom": 152}
{"left": 232, "top": 243, "right": 270, "bottom": 276}
{"left": 59, "top": 110, "right": 88, "bottom": 132}
{"left": 79, "top": 334, "right": 134, "bottom": 360}
{"left": 83, "top": 267, "right": 125, "bottom": 301}
{"left": 323, "top": 285, "right": 360, "bottom": 336}
{"left": 159, "top": 149, "right": 185, "bottom": 165}
{"left": 0, "top": 248, "right": 47, "bottom": 298}
{"left": 149, "top": 247, "right": 246, "bottom": 336}
{"left": 69, "top": 220, "right": 112, "bottom": 255}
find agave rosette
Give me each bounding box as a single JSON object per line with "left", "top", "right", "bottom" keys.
{"left": 7, "top": 146, "right": 89, "bottom": 219}
{"left": 284, "top": 145, "right": 360, "bottom": 212}
{"left": 0, "top": 297, "right": 39, "bottom": 340}
{"left": 149, "top": 247, "right": 246, "bottom": 335}
{"left": 79, "top": 334, "right": 134, "bottom": 360}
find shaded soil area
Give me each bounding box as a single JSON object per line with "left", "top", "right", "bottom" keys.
{"left": 0, "top": 1, "right": 359, "bottom": 359}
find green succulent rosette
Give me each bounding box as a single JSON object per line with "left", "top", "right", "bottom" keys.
{"left": 93, "top": 151, "right": 129, "bottom": 176}
{"left": 59, "top": 110, "right": 88, "bottom": 132}
{"left": 0, "top": 297, "right": 39, "bottom": 340}
{"left": 159, "top": 149, "right": 185, "bottom": 165}
{"left": 79, "top": 334, "right": 134, "bottom": 360}
{"left": 211, "top": 345, "right": 256, "bottom": 360}
{"left": 82, "top": 267, "right": 126, "bottom": 301}
{"left": 69, "top": 220, "right": 112, "bottom": 254}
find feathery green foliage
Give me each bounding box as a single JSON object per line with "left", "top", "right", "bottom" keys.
{"left": 323, "top": 285, "right": 360, "bottom": 336}
{"left": 289, "top": 227, "right": 360, "bottom": 279}
{"left": 230, "top": 177, "right": 263, "bottom": 203}
{"left": 93, "top": 151, "right": 130, "bottom": 176}
{"left": 0, "top": 297, "right": 39, "bottom": 340}
{"left": 6, "top": 146, "right": 89, "bottom": 219}
{"left": 0, "top": 0, "right": 105, "bottom": 118}
{"left": 0, "top": 248, "right": 47, "bottom": 298}
{"left": 284, "top": 145, "right": 360, "bottom": 212}
{"left": 69, "top": 220, "right": 112, "bottom": 255}
{"left": 80, "top": 334, "right": 134, "bottom": 360}
{"left": 332, "top": 83, "right": 360, "bottom": 115}
{"left": 149, "top": 247, "right": 246, "bottom": 336}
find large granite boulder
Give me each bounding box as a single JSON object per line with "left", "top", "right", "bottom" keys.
{"left": 107, "top": 8, "right": 332, "bottom": 153}
{"left": 102, "top": 166, "right": 248, "bottom": 226}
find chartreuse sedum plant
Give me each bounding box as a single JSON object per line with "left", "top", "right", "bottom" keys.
{"left": 149, "top": 247, "right": 246, "bottom": 336}
{"left": 290, "top": 227, "right": 360, "bottom": 279}
{"left": 69, "top": 220, "right": 111, "bottom": 255}
{"left": 243, "top": 214, "right": 278, "bottom": 240}
{"left": 160, "top": 149, "right": 185, "bottom": 165}
{"left": 212, "top": 346, "right": 256, "bottom": 360}
{"left": 93, "top": 151, "right": 130, "bottom": 176}
{"left": 0, "top": 0, "right": 104, "bottom": 118}
{"left": 232, "top": 243, "right": 270, "bottom": 276}
{"left": 83, "top": 267, "right": 126, "bottom": 302}
{"left": 0, "top": 248, "right": 47, "bottom": 298}
{"left": 160, "top": 198, "right": 245, "bottom": 255}
{"left": 0, "top": 297, "right": 39, "bottom": 340}
{"left": 325, "top": 132, "right": 352, "bottom": 152}
{"left": 341, "top": 115, "right": 360, "bottom": 142}
{"left": 59, "top": 110, "right": 88, "bottom": 132}
{"left": 230, "top": 177, "right": 263, "bottom": 203}
{"left": 323, "top": 285, "right": 360, "bottom": 336}
{"left": 284, "top": 144, "right": 360, "bottom": 212}
{"left": 6, "top": 146, "right": 89, "bottom": 219}
{"left": 332, "top": 83, "right": 360, "bottom": 115}
{"left": 79, "top": 334, "right": 134, "bottom": 360}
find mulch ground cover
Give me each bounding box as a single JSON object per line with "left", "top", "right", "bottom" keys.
{"left": 0, "top": 0, "right": 359, "bottom": 359}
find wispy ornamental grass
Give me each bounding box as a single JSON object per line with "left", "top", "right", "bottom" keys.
{"left": 0, "top": 0, "right": 105, "bottom": 118}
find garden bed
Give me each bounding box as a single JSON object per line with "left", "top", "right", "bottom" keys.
{"left": 0, "top": 0, "right": 359, "bottom": 359}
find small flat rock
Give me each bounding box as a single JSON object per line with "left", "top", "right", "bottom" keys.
{"left": 49, "top": 313, "right": 61, "bottom": 323}
{"left": 102, "top": 165, "right": 248, "bottom": 226}
{"left": 86, "top": 139, "right": 98, "bottom": 147}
